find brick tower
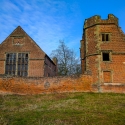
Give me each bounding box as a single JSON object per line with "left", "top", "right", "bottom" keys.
{"left": 80, "top": 14, "right": 125, "bottom": 88}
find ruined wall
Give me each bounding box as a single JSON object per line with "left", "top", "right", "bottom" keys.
{"left": 1, "top": 75, "right": 125, "bottom": 94}
{"left": 84, "top": 14, "right": 118, "bottom": 29}
{"left": 0, "top": 75, "right": 93, "bottom": 95}
{"left": 85, "top": 26, "right": 99, "bottom": 84}
{"left": 101, "top": 83, "right": 125, "bottom": 93}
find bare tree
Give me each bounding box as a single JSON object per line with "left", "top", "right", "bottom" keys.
{"left": 51, "top": 40, "right": 81, "bottom": 76}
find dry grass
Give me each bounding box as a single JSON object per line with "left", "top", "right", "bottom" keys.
{"left": 0, "top": 92, "right": 125, "bottom": 125}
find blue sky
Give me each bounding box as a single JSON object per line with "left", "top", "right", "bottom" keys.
{"left": 0, "top": 0, "right": 125, "bottom": 58}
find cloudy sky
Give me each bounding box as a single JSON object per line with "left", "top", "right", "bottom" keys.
{"left": 0, "top": 0, "right": 125, "bottom": 57}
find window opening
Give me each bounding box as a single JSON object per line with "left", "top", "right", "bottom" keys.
{"left": 5, "top": 53, "right": 28, "bottom": 76}
{"left": 17, "top": 53, "right": 28, "bottom": 77}
{"left": 106, "top": 34, "right": 109, "bottom": 41}
{"left": 5, "top": 53, "right": 16, "bottom": 75}
{"left": 102, "top": 34, "right": 110, "bottom": 41}
{"left": 102, "top": 34, "right": 105, "bottom": 41}
{"left": 102, "top": 53, "right": 110, "bottom": 61}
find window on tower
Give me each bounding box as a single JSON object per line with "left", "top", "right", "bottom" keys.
{"left": 102, "top": 52, "right": 111, "bottom": 62}
{"left": 101, "top": 33, "right": 110, "bottom": 42}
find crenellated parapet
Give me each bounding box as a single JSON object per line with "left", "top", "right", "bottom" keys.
{"left": 84, "top": 14, "right": 118, "bottom": 29}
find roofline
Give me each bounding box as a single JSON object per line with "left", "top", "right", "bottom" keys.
{"left": 84, "top": 23, "right": 118, "bottom": 30}
{"left": 45, "top": 54, "right": 56, "bottom": 66}
{"left": 0, "top": 26, "right": 46, "bottom": 55}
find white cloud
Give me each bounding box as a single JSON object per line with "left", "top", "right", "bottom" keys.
{"left": 0, "top": 0, "right": 79, "bottom": 56}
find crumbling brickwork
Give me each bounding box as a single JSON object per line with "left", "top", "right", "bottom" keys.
{"left": 80, "top": 14, "right": 125, "bottom": 88}
{"left": 0, "top": 26, "right": 57, "bottom": 77}
{"left": 0, "top": 75, "right": 93, "bottom": 94}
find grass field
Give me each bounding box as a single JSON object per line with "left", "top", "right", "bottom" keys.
{"left": 0, "top": 92, "right": 125, "bottom": 125}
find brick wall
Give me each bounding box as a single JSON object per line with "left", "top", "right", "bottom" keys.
{"left": 0, "top": 60, "right": 4, "bottom": 75}
{"left": 1, "top": 75, "right": 125, "bottom": 94}
{"left": 0, "top": 75, "right": 93, "bottom": 95}
{"left": 101, "top": 84, "right": 125, "bottom": 93}
{"left": 29, "top": 60, "right": 44, "bottom": 77}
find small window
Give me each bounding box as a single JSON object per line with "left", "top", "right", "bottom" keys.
{"left": 106, "top": 34, "right": 109, "bottom": 41}
{"left": 102, "top": 34, "right": 110, "bottom": 41}
{"left": 102, "top": 34, "right": 105, "bottom": 41}
{"left": 102, "top": 53, "right": 110, "bottom": 61}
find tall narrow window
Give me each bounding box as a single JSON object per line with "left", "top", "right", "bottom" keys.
{"left": 17, "top": 53, "right": 28, "bottom": 76}
{"left": 102, "top": 34, "right": 105, "bottom": 41}
{"left": 106, "top": 34, "right": 109, "bottom": 41}
{"left": 5, "top": 53, "right": 28, "bottom": 76}
{"left": 5, "top": 53, "right": 16, "bottom": 75}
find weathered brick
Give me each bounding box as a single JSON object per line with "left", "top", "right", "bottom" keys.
{"left": 0, "top": 26, "right": 57, "bottom": 77}
{"left": 80, "top": 14, "right": 125, "bottom": 87}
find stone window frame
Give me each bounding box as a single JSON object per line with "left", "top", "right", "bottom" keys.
{"left": 101, "top": 33, "right": 111, "bottom": 42}
{"left": 5, "top": 52, "right": 29, "bottom": 77}
{"left": 101, "top": 50, "right": 112, "bottom": 62}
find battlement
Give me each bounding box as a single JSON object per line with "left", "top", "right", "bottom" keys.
{"left": 84, "top": 14, "right": 118, "bottom": 29}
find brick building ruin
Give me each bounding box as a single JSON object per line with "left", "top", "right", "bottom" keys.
{"left": 0, "top": 26, "right": 57, "bottom": 77}
{"left": 1, "top": 14, "right": 125, "bottom": 94}
{"left": 80, "top": 14, "right": 125, "bottom": 88}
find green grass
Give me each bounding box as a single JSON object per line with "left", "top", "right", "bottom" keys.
{"left": 0, "top": 92, "right": 125, "bottom": 125}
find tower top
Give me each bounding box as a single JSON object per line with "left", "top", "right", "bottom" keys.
{"left": 84, "top": 14, "right": 118, "bottom": 29}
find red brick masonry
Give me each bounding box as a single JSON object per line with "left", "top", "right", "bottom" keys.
{"left": 80, "top": 14, "right": 125, "bottom": 85}
{"left": 0, "top": 75, "right": 125, "bottom": 95}
{"left": 0, "top": 75, "right": 92, "bottom": 95}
